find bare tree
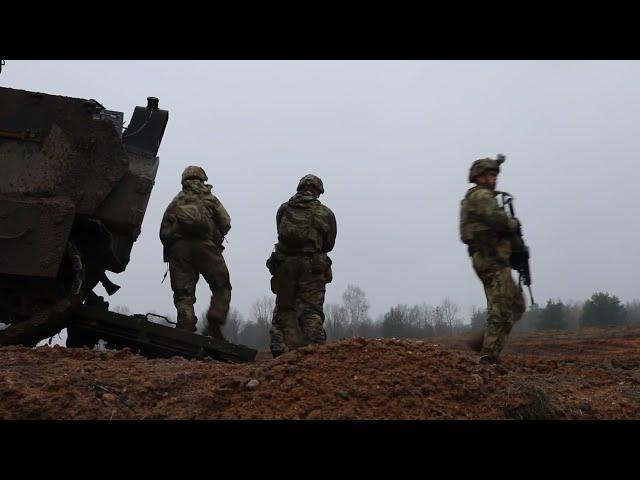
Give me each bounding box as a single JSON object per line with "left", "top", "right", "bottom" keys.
{"left": 440, "top": 297, "right": 462, "bottom": 336}
{"left": 250, "top": 295, "right": 276, "bottom": 327}
{"left": 342, "top": 285, "right": 371, "bottom": 337}
{"left": 222, "top": 308, "right": 244, "bottom": 343}
{"left": 470, "top": 306, "right": 487, "bottom": 331}
{"left": 431, "top": 306, "right": 447, "bottom": 336}
{"left": 414, "top": 303, "right": 435, "bottom": 337}
{"left": 325, "top": 303, "right": 348, "bottom": 341}
{"left": 236, "top": 295, "right": 275, "bottom": 349}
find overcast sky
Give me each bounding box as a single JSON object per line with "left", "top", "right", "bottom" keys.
{"left": 2, "top": 60, "right": 639, "bottom": 322}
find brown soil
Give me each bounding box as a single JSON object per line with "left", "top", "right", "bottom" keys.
{"left": 2, "top": 326, "right": 640, "bottom": 419}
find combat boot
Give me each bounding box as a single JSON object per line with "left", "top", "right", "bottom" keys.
{"left": 479, "top": 355, "right": 508, "bottom": 375}
{"left": 207, "top": 322, "right": 227, "bottom": 341}
{"left": 206, "top": 299, "right": 227, "bottom": 326}
{"left": 270, "top": 327, "right": 288, "bottom": 358}
{"left": 479, "top": 354, "right": 499, "bottom": 364}
{"left": 176, "top": 316, "right": 197, "bottom": 332}
{"left": 175, "top": 304, "right": 198, "bottom": 332}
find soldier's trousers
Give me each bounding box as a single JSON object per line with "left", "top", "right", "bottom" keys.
{"left": 472, "top": 252, "right": 525, "bottom": 361}
{"left": 270, "top": 255, "right": 328, "bottom": 356}
{"left": 168, "top": 239, "right": 231, "bottom": 332}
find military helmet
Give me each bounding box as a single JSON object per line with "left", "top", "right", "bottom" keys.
{"left": 297, "top": 174, "right": 324, "bottom": 194}
{"left": 468, "top": 155, "right": 505, "bottom": 182}
{"left": 181, "top": 165, "right": 208, "bottom": 184}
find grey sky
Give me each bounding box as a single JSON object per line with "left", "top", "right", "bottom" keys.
{"left": 2, "top": 60, "right": 639, "bottom": 321}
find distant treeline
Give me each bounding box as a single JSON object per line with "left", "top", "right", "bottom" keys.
{"left": 114, "top": 287, "right": 640, "bottom": 350}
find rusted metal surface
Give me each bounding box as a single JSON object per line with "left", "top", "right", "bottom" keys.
{"left": 0, "top": 86, "right": 169, "bottom": 347}
{"left": 67, "top": 305, "right": 258, "bottom": 362}
{"left": 0, "top": 197, "right": 75, "bottom": 277}
{"left": 96, "top": 152, "right": 159, "bottom": 239}
{"left": 0, "top": 296, "right": 80, "bottom": 348}
{"left": 0, "top": 128, "right": 41, "bottom": 142}
{"left": 0, "top": 88, "right": 129, "bottom": 214}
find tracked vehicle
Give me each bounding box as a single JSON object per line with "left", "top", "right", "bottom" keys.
{"left": 0, "top": 86, "right": 255, "bottom": 362}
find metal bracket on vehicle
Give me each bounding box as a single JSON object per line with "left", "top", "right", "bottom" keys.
{"left": 0, "top": 228, "right": 31, "bottom": 240}
{"left": 0, "top": 128, "right": 41, "bottom": 142}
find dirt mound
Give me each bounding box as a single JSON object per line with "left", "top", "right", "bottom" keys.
{"left": 2, "top": 329, "right": 640, "bottom": 419}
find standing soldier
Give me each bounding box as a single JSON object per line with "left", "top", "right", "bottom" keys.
{"left": 460, "top": 157, "right": 526, "bottom": 364}
{"left": 160, "top": 166, "right": 232, "bottom": 339}
{"left": 266, "top": 174, "right": 337, "bottom": 357}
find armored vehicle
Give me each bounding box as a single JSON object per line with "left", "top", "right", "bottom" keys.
{"left": 0, "top": 86, "right": 256, "bottom": 362}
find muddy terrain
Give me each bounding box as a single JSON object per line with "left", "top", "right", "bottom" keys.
{"left": 1, "top": 326, "right": 639, "bottom": 419}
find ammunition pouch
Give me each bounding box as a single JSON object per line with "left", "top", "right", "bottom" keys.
{"left": 311, "top": 253, "right": 332, "bottom": 283}
{"left": 266, "top": 250, "right": 285, "bottom": 276}
{"left": 324, "top": 257, "right": 333, "bottom": 284}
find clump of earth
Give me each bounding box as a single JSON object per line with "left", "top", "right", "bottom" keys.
{"left": 1, "top": 326, "right": 639, "bottom": 419}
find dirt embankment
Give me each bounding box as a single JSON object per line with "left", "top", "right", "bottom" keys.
{"left": 2, "top": 327, "right": 640, "bottom": 420}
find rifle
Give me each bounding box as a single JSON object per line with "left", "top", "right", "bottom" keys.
{"left": 497, "top": 191, "right": 536, "bottom": 306}
{"left": 494, "top": 153, "right": 536, "bottom": 306}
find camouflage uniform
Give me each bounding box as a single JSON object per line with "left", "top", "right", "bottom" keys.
{"left": 460, "top": 159, "right": 526, "bottom": 362}
{"left": 267, "top": 175, "right": 337, "bottom": 357}
{"left": 159, "top": 166, "right": 231, "bottom": 335}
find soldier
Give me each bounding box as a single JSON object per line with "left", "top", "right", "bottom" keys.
{"left": 159, "top": 166, "right": 232, "bottom": 339}
{"left": 459, "top": 157, "right": 526, "bottom": 364}
{"left": 266, "top": 174, "right": 337, "bottom": 357}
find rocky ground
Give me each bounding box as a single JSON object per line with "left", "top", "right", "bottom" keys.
{"left": 1, "top": 326, "right": 640, "bottom": 419}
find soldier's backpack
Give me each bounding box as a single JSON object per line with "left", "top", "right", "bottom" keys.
{"left": 459, "top": 187, "right": 476, "bottom": 245}
{"left": 278, "top": 203, "right": 323, "bottom": 252}
{"left": 173, "top": 200, "right": 215, "bottom": 238}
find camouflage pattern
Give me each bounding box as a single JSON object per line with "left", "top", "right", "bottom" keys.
{"left": 460, "top": 186, "right": 519, "bottom": 251}
{"left": 472, "top": 252, "right": 525, "bottom": 361}
{"left": 160, "top": 179, "right": 230, "bottom": 259}
{"left": 269, "top": 310, "right": 288, "bottom": 357}
{"left": 160, "top": 174, "right": 231, "bottom": 333}
{"left": 267, "top": 188, "right": 336, "bottom": 356}
{"left": 181, "top": 165, "right": 208, "bottom": 183}
{"left": 460, "top": 185, "right": 524, "bottom": 362}
{"left": 269, "top": 254, "right": 331, "bottom": 354}
{"left": 297, "top": 174, "right": 324, "bottom": 194}
{"left": 167, "top": 239, "right": 231, "bottom": 332}
{"left": 468, "top": 157, "right": 503, "bottom": 183}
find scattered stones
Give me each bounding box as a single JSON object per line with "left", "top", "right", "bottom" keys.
{"left": 579, "top": 401, "right": 592, "bottom": 412}
{"left": 246, "top": 379, "right": 260, "bottom": 389}
{"left": 494, "top": 365, "right": 509, "bottom": 376}
{"left": 611, "top": 359, "right": 628, "bottom": 369}
{"left": 102, "top": 393, "right": 117, "bottom": 404}
{"left": 3, "top": 328, "right": 640, "bottom": 419}
{"left": 220, "top": 376, "right": 249, "bottom": 388}
{"left": 336, "top": 390, "right": 350, "bottom": 400}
